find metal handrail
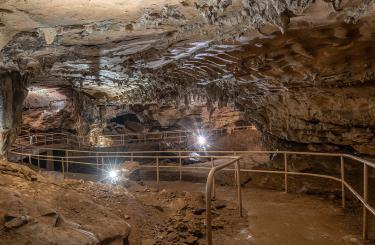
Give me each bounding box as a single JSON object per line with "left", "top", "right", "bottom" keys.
{"left": 206, "top": 157, "right": 242, "bottom": 245}
{"left": 6, "top": 145, "right": 375, "bottom": 243}
{"left": 15, "top": 125, "right": 256, "bottom": 147}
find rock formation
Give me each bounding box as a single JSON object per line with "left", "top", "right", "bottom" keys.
{"left": 0, "top": 71, "right": 28, "bottom": 155}
{"left": 0, "top": 0, "right": 375, "bottom": 153}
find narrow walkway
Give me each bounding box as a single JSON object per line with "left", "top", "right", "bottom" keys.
{"left": 153, "top": 181, "right": 362, "bottom": 245}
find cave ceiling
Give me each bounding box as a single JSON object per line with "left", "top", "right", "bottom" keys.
{"left": 0, "top": 0, "right": 374, "bottom": 102}
{"left": 1, "top": 0, "right": 375, "bottom": 153}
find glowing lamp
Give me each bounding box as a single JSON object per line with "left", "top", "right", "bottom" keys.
{"left": 109, "top": 170, "right": 118, "bottom": 180}
{"left": 197, "top": 135, "right": 207, "bottom": 146}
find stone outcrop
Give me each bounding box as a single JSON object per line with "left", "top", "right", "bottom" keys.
{"left": 0, "top": 160, "right": 131, "bottom": 244}
{"left": 0, "top": 71, "right": 28, "bottom": 155}
{"left": 249, "top": 86, "right": 375, "bottom": 154}
{"left": 1, "top": 0, "right": 375, "bottom": 154}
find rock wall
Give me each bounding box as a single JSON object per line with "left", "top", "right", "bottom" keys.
{"left": 22, "top": 87, "right": 75, "bottom": 132}
{"left": 103, "top": 102, "right": 244, "bottom": 135}
{"left": 238, "top": 84, "right": 375, "bottom": 154}
{"left": 0, "top": 71, "right": 28, "bottom": 155}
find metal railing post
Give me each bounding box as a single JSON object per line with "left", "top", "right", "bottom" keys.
{"left": 179, "top": 152, "right": 182, "bottom": 181}
{"left": 236, "top": 159, "right": 243, "bottom": 217}
{"left": 284, "top": 152, "right": 288, "bottom": 193}
{"left": 211, "top": 157, "right": 215, "bottom": 199}
{"left": 363, "top": 163, "right": 369, "bottom": 241}
{"left": 61, "top": 157, "right": 65, "bottom": 179}
{"left": 20, "top": 145, "right": 24, "bottom": 164}
{"left": 96, "top": 152, "right": 99, "bottom": 175}
{"left": 156, "top": 157, "right": 159, "bottom": 191}
{"left": 340, "top": 156, "right": 345, "bottom": 209}
{"left": 101, "top": 156, "right": 104, "bottom": 175}
{"left": 37, "top": 149, "right": 40, "bottom": 169}
{"left": 66, "top": 150, "right": 69, "bottom": 177}
{"left": 206, "top": 172, "right": 214, "bottom": 245}
{"left": 233, "top": 152, "right": 237, "bottom": 186}
{"left": 131, "top": 152, "right": 134, "bottom": 162}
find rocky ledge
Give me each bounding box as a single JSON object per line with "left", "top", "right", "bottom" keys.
{"left": 0, "top": 160, "right": 131, "bottom": 245}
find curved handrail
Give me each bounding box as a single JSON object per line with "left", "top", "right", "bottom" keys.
{"left": 206, "top": 157, "right": 242, "bottom": 245}
{"left": 6, "top": 145, "right": 375, "bottom": 243}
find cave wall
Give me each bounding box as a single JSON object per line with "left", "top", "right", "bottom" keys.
{"left": 22, "top": 87, "right": 75, "bottom": 132}
{"left": 2, "top": 0, "right": 375, "bottom": 155}
{"left": 0, "top": 71, "right": 28, "bottom": 155}
{"left": 237, "top": 84, "right": 375, "bottom": 154}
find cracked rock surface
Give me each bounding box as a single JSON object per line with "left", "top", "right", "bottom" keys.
{"left": 1, "top": 0, "right": 375, "bottom": 153}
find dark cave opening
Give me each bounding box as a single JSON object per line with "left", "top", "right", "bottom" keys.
{"left": 110, "top": 112, "right": 140, "bottom": 125}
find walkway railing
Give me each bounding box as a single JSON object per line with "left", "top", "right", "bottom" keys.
{"left": 6, "top": 145, "right": 375, "bottom": 244}
{"left": 16, "top": 125, "right": 256, "bottom": 147}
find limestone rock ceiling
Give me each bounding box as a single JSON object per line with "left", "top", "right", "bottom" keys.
{"left": 1, "top": 0, "right": 374, "bottom": 100}
{"left": 1, "top": 0, "right": 375, "bottom": 153}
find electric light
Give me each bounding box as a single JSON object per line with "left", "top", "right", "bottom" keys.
{"left": 109, "top": 170, "right": 118, "bottom": 180}
{"left": 197, "top": 135, "right": 207, "bottom": 146}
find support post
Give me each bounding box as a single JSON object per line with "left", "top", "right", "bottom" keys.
{"left": 206, "top": 173, "right": 213, "bottom": 245}
{"left": 211, "top": 157, "right": 215, "bottom": 199}
{"left": 363, "top": 163, "right": 369, "bottom": 241}
{"left": 37, "top": 149, "right": 40, "bottom": 169}
{"left": 233, "top": 152, "right": 237, "bottom": 186}
{"left": 96, "top": 152, "right": 99, "bottom": 176}
{"left": 20, "top": 145, "right": 23, "bottom": 164}
{"left": 66, "top": 150, "right": 69, "bottom": 177}
{"left": 101, "top": 156, "right": 104, "bottom": 175}
{"left": 61, "top": 157, "right": 65, "bottom": 179}
{"left": 236, "top": 159, "right": 243, "bottom": 217}
{"left": 284, "top": 152, "right": 288, "bottom": 193}
{"left": 156, "top": 157, "right": 159, "bottom": 191}
{"left": 340, "top": 156, "right": 345, "bottom": 209}
{"left": 179, "top": 152, "right": 182, "bottom": 181}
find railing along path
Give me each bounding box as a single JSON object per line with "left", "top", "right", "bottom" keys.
{"left": 7, "top": 133, "right": 375, "bottom": 245}
{"left": 16, "top": 125, "right": 256, "bottom": 147}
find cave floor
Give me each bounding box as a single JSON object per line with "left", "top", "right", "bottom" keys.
{"left": 136, "top": 181, "right": 364, "bottom": 245}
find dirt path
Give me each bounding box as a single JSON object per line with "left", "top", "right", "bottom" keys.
{"left": 145, "top": 181, "right": 365, "bottom": 245}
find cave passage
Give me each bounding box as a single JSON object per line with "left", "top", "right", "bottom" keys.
{"left": 0, "top": 0, "right": 375, "bottom": 244}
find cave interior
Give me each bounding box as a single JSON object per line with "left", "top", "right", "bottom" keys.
{"left": 0, "top": 0, "right": 375, "bottom": 244}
